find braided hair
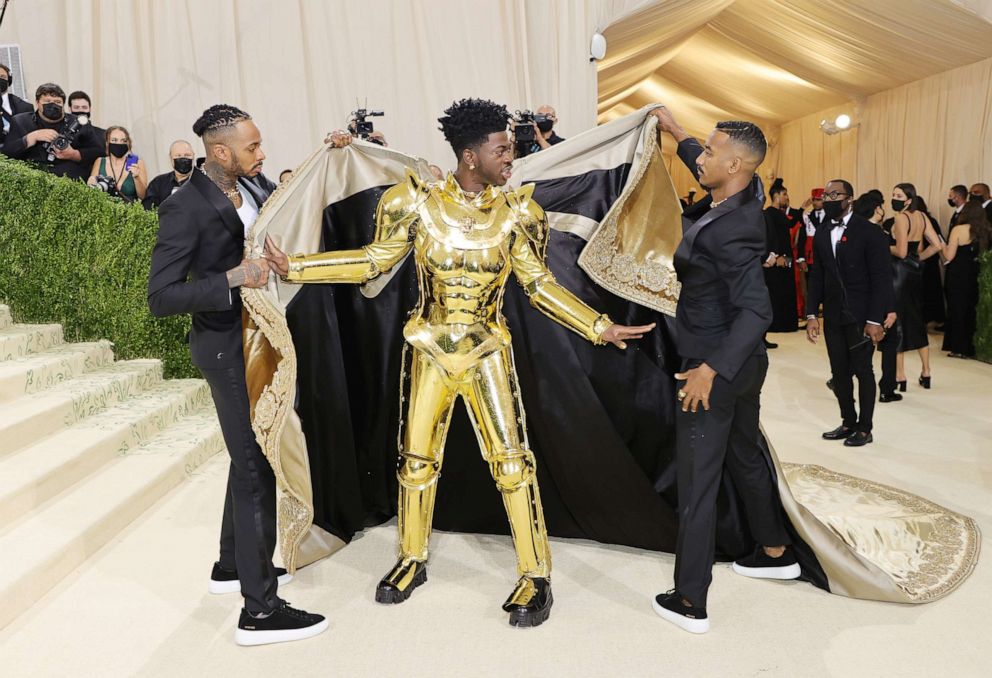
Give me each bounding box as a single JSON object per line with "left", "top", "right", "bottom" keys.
{"left": 192, "top": 104, "right": 251, "bottom": 140}
{"left": 715, "top": 120, "right": 767, "bottom": 165}
{"left": 437, "top": 98, "right": 509, "bottom": 158}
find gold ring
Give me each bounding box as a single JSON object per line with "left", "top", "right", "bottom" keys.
{"left": 677, "top": 390, "right": 687, "bottom": 400}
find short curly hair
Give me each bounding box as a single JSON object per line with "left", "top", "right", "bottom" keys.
{"left": 437, "top": 98, "right": 509, "bottom": 158}
{"left": 193, "top": 104, "right": 251, "bottom": 140}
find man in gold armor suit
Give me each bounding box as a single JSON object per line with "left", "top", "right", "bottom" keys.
{"left": 265, "top": 99, "right": 653, "bottom": 627}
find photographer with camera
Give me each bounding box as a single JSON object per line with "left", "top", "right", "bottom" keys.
{"left": 0, "top": 83, "right": 103, "bottom": 180}
{"left": 510, "top": 104, "right": 565, "bottom": 158}
{"left": 68, "top": 90, "right": 107, "bottom": 147}
{"left": 1, "top": 63, "right": 33, "bottom": 145}
{"left": 87, "top": 125, "right": 147, "bottom": 202}
{"left": 347, "top": 108, "right": 387, "bottom": 146}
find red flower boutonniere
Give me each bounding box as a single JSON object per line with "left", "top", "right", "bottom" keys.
{"left": 841, "top": 236, "right": 848, "bottom": 243}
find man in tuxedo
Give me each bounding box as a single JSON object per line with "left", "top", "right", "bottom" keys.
{"left": 0, "top": 63, "right": 33, "bottom": 146}
{"left": 806, "top": 180, "right": 893, "bottom": 447}
{"left": 968, "top": 183, "right": 992, "bottom": 225}
{"left": 947, "top": 185, "right": 968, "bottom": 231}
{"left": 649, "top": 107, "right": 799, "bottom": 635}
{"left": 148, "top": 104, "right": 342, "bottom": 646}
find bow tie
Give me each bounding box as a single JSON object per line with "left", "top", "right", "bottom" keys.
{"left": 831, "top": 221, "right": 845, "bottom": 228}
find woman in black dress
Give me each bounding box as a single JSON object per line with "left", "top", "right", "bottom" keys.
{"left": 941, "top": 202, "right": 991, "bottom": 357}
{"left": 763, "top": 179, "right": 798, "bottom": 333}
{"left": 889, "top": 183, "right": 944, "bottom": 389}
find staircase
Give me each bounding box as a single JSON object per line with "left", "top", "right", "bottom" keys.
{"left": 0, "top": 304, "right": 225, "bottom": 630}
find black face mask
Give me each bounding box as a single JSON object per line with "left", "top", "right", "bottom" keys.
{"left": 108, "top": 143, "right": 129, "bottom": 158}
{"left": 823, "top": 199, "right": 846, "bottom": 221}
{"left": 947, "top": 199, "right": 957, "bottom": 208}
{"left": 970, "top": 193, "right": 984, "bottom": 202}
{"left": 536, "top": 118, "right": 554, "bottom": 133}
{"left": 173, "top": 157, "right": 193, "bottom": 175}
{"left": 891, "top": 198, "right": 907, "bottom": 212}
{"left": 41, "top": 102, "right": 64, "bottom": 121}
{"left": 0, "top": 78, "right": 9, "bottom": 94}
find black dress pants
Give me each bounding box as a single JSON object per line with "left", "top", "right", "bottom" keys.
{"left": 824, "top": 320, "right": 876, "bottom": 432}
{"left": 202, "top": 364, "right": 280, "bottom": 613}
{"left": 673, "top": 354, "right": 791, "bottom": 608}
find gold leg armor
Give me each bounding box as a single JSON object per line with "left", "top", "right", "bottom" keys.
{"left": 395, "top": 346, "right": 551, "bottom": 579}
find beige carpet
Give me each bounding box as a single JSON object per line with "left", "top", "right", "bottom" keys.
{"left": 2, "top": 330, "right": 989, "bottom": 678}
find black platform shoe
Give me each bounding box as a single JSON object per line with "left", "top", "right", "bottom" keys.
{"left": 503, "top": 576, "right": 553, "bottom": 628}
{"left": 375, "top": 558, "right": 427, "bottom": 604}
{"left": 919, "top": 374, "right": 931, "bottom": 389}
{"left": 897, "top": 380, "right": 907, "bottom": 392}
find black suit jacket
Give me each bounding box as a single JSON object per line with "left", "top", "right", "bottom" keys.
{"left": 147, "top": 169, "right": 274, "bottom": 369}
{"left": 0, "top": 93, "right": 33, "bottom": 144}
{"left": 806, "top": 213, "right": 892, "bottom": 326}
{"left": 672, "top": 138, "right": 772, "bottom": 381}
{"left": 0, "top": 111, "right": 103, "bottom": 180}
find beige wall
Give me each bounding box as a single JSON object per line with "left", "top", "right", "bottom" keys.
{"left": 776, "top": 57, "right": 992, "bottom": 225}
{"left": 2, "top": 0, "right": 653, "bottom": 179}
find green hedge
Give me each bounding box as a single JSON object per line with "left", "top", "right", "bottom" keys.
{"left": 0, "top": 157, "right": 195, "bottom": 378}
{"left": 977, "top": 250, "right": 992, "bottom": 363}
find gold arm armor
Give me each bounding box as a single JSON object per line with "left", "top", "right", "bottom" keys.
{"left": 283, "top": 169, "right": 427, "bottom": 284}
{"left": 506, "top": 186, "right": 613, "bottom": 345}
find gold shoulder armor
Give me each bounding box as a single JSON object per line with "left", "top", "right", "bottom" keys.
{"left": 375, "top": 168, "right": 431, "bottom": 239}
{"left": 506, "top": 183, "right": 548, "bottom": 256}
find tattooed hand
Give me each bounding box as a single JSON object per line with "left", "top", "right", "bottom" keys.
{"left": 226, "top": 257, "right": 272, "bottom": 289}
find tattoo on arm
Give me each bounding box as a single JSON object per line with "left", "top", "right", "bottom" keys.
{"left": 244, "top": 262, "right": 263, "bottom": 286}
{"left": 227, "top": 265, "right": 247, "bottom": 288}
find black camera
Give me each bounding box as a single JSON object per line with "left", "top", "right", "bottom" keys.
{"left": 350, "top": 108, "right": 384, "bottom": 143}
{"left": 512, "top": 110, "right": 553, "bottom": 143}
{"left": 92, "top": 174, "right": 120, "bottom": 198}
{"left": 46, "top": 113, "right": 89, "bottom": 162}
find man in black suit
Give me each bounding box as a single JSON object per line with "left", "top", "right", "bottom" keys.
{"left": 649, "top": 107, "right": 799, "bottom": 635}
{"left": 0, "top": 63, "right": 33, "bottom": 146}
{"left": 968, "top": 182, "right": 992, "bottom": 225}
{"left": 806, "top": 180, "right": 893, "bottom": 447}
{"left": 947, "top": 185, "right": 968, "bottom": 231}
{"left": 148, "top": 104, "right": 337, "bottom": 646}
{"left": 0, "top": 83, "right": 103, "bottom": 180}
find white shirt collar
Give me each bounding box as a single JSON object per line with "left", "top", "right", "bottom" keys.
{"left": 984, "top": 199, "right": 991, "bottom": 208}
{"left": 832, "top": 211, "right": 853, "bottom": 227}
{"left": 955, "top": 203, "right": 965, "bottom": 214}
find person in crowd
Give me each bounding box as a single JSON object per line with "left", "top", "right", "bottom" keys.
{"left": 969, "top": 183, "right": 992, "bottom": 224}
{"left": 797, "top": 188, "right": 824, "bottom": 311}
{"left": 143, "top": 139, "right": 196, "bottom": 209}
{"left": 780, "top": 185, "right": 806, "bottom": 318}
{"left": 948, "top": 185, "right": 968, "bottom": 230}
{"left": 762, "top": 178, "right": 797, "bottom": 340}
{"left": 941, "top": 201, "right": 991, "bottom": 358}
{"left": 87, "top": 125, "right": 148, "bottom": 202}
{"left": 278, "top": 169, "right": 293, "bottom": 184}
{"left": 807, "top": 180, "right": 893, "bottom": 446}
{"left": 0, "top": 82, "right": 104, "bottom": 180}
{"left": 67, "top": 90, "right": 106, "bottom": 144}
{"left": 0, "top": 62, "right": 33, "bottom": 145}
{"left": 853, "top": 192, "right": 901, "bottom": 402}
{"left": 531, "top": 104, "right": 565, "bottom": 150}
{"left": 889, "top": 183, "right": 943, "bottom": 390}
{"left": 912, "top": 195, "right": 947, "bottom": 327}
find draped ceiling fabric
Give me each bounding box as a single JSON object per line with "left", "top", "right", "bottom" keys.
{"left": 0, "top": 0, "right": 656, "bottom": 178}
{"left": 599, "top": 0, "right": 992, "bottom": 219}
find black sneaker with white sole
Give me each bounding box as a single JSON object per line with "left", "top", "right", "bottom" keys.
{"left": 732, "top": 546, "right": 802, "bottom": 580}
{"left": 652, "top": 590, "right": 709, "bottom": 634}
{"left": 235, "top": 602, "right": 328, "bottom": 646}
{"left": 209, "top": 562, "right": 293, "bottom": 595}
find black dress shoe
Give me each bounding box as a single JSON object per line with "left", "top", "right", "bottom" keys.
{"left": 879, "top": 392, "right": 903, "bottom": 403}
{"left": 503, "top": 576, "right": 553, "bottom": 628}
{"left": 375, "top": 558, "right": 427, "bottom": 604}
{"left": 763, "top": 339, "right": 778, "bottom": 349}
{"left": 822, "top": 425, "right": 855, "bottom": 440}
{"left": 844, "top": 431, "right": 873, "bottom": 447}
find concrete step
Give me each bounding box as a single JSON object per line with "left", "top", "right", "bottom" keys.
{"left": 0, "top": 304, "right": 12, "bottom": 329}
{"left": 0, "top": 360, "right": 163, "bottom": 457}
{"left": 0, "top": 379, "right": 212, "bottom": 529}
{"left": 0, "top": 406, "right": 225, "bottom": 631}
{"left": 0, "top": 341, "right": 115, "bottom": 403}
{"left": 0, "top": 324, "right": 64, "bottom": 362}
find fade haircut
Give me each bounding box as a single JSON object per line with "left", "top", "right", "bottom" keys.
{"left": 951, "top": 184, "right": 968, "bottom": 199}
{"left": 192, "top": 104, "right": 251, "bottom": 143}
{"left": 438, "top": 98, "right": 509, "bottom": 157}
{"left": 830, "top": 179, "right": 855, "bottom": 197}
{"left": 715, "top": 120, "right": 767, "bottom": 165}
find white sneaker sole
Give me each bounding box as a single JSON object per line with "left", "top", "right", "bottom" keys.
{"left": 209, "top": 572, "right": 293, "bottom": 595}
{"left": 731, "top": 561, "right": 801, "bottom": 580}
{"left": 651, "top": 598, "right": 710, "bottom": 634}
{"left": 234, "top": 618, "right": 328, "bottom": 646}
